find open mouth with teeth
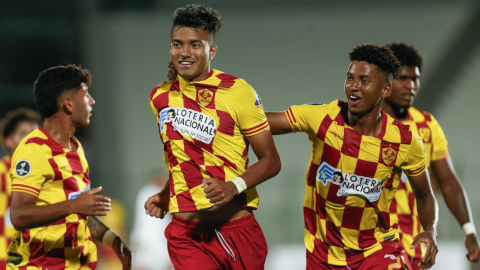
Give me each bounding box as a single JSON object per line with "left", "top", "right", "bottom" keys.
{"left": 179, "top": 61, "right": 194, "bottom": 67}
{"left": 349, "top": 95, "right": 360, "bottom": 101}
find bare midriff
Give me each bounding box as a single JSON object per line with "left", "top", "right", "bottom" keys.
{"left": 174, "top": 201, "right": 252, "bottom": 223}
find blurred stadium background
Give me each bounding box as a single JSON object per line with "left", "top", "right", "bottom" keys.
{"left": 1, "top": 0, "right": 480, "bottom": 269}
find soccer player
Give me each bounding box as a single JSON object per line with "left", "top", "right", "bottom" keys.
{"left": 145, "top": 5, "right": 281, "bottom": 270}
{"left": 266, "top": 44, "right": 439, "bottom": 269}
{"left": 7, "top": 65, "right": 132, "bottom": 269}
{"left": 384, "top": 42, "right": 480, "bottom": 268}
{"left": 0, "top": 108, "right": 41, "bottom": 269}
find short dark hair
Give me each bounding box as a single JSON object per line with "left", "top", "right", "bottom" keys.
{"left": 386, "top": 42, "right": 424, "bottom": 73}
{"left": 34, "top": 65, "right": 92, "bottom": 118}
{"left": 333, "top": 171, "right": 342, "bottom": 177}
{"left": 349, "top": 43, "right": 401, "bottom": 83}
{"left": 0, "top": 108, "right": 41, "bottom": 147}
{"left": 172, "top": 4, "right": 224, "bottom": 44}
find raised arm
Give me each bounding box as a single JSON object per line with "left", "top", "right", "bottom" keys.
{"left": 407, "top": 171, "right": 439, "bottom": 270}
{"left": 203, "top": 129, "right": 281, "bottom": 205}
{"left": 10, "top": 187, "right": 110, "bottom": 231}
{"left": 88, "top": 216, "right": 132, "bottom": 270}
{"left": 431, "top": 156, "right": 480, "bottom": 262}
{"left": 266, "top": 112, "right": 293, "bottom": 135}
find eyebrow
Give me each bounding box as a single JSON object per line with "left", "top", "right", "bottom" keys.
{"left": 172, "top": 39, "right": 203, "bottom": 43}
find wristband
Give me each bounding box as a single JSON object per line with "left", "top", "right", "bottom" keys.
{"left": 102, "top": 229, "right": 119, "bottom": 247}
{"left": 230, "top": 177, "right": 247, "bottom": 194}
{"left": 463, "top": 222, "right": 477, "bottom": 236}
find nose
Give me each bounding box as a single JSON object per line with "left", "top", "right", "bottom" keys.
{"left": 349, "top": 79, "right": 361, "bottom": 91}
{"left": 89, "top": 95, "right": 95, "bottom": 106}
{"left": 407, "top": 78, "right": 416, "bottom": 91}
{"left": 181, "top": 45, "right": 191, "bottom": 57}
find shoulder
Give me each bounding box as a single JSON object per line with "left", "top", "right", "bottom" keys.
{"left": 12, "top": 129, "right": 49, "bottom": 161}
{"left": 149, "top": 81, "right": 178, "bottom": 102}
{"left": 385, "top": 114, "right": 416, "bottom": 144}
{"left": 296, "top": 100, "right": 341, "bottom": 115}
{"left": 408, "top": 106, "right": 435, "bottom": 123}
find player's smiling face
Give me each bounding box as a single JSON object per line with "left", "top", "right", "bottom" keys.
{"left": 72, "top": 83, "right": 95, "bottom": 127}
{"left": 387, "top": 65, "right": 420, "bottom": 107}
{"left": 345, "top": 61, "right": 391, "bottom": 116}
{"left": 170, "top": 26, "right": 217, "bottom": 82}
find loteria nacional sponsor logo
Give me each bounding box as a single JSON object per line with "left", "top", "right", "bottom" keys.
{"left": 160, "top": 107, "right": 217, "bottom": 144}
{"left": 316, "top": 162, "right": 386, "bottom": 202}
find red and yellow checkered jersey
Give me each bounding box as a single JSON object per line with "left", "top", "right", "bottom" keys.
{"left": 389, "top": 106, "right": 449, "bottom": 259}
{"left": 284, "top": 100, "right": 427, "bottom": 266}
{"left": 6, "top": 127, "right": 97, "bottom": 270}
{"left": 150, "top": 70, "right": 270, "bottom": 213}
{"left": 0, "top": 155, "right": 15, "bottom": 270}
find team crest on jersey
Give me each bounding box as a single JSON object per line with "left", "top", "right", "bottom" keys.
{"left": 160, "top": 106, "right": 217, "bottom": 144}
{"left": 316, "top": 162, "right": 386, "bottom": 202}
{"left": 15, "top": 160, "right": 31, "bottom": 177}
{"left": 255, "top": 95, "right": 263, "bottom": 108}
{"left": 382, "top": 147, "right": 397, "bottom": 165}
{"left": 418, "top": 127, "right": 431, "bottom": 142}
{"left": 198, "top": 89, "right": 214, "bottom": 106}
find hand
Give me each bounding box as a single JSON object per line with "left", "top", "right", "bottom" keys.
{"left": 466, "top": 234, "right": 480, "bottom": 262}
{"left": 202, "top": 178, "right": 238, "bottom": 206}
{"left": 411, "top": 228, "right": 438, "bottom": 269}
{"left": 167, "top": 61, "right": 178, "bottom": 81}
{"left": 144, "top": 192, "right": 169, "bottom": 219}
{"left": 72, "top": 187, "right": 111, "bottom": 216}
{"left": 112, "top": 236, "right": 132, "bottom": 270}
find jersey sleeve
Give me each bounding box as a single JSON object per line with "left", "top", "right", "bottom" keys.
{"left": 10, "top": 144, "right": 52, "bottom": 197}
{"left": 401, "top": 132, "right": 427, "bottom": 176}
{"left": 429, "top": 114, "right": 449, "bottom": 161}
{"left": 284, "top": 103, "right": 327, "bottom": 134}
{"left": 230, "top": 82, "right": 269, "bottom": 137}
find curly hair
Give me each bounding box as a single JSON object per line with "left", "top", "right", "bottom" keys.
{"left": 386, "top": 42, "right": 424, "bottom": 73}
{"left": 0, "top": 107, "right": 41, "bottom": 147}
{"left": 348, "top": 43, "right": 401, "bottom": 83}
{"left": 172, "top": 4, "right": 225, "bottom": 44}
{"left": 34, "top": 65, "right": 92, "bottom": 118}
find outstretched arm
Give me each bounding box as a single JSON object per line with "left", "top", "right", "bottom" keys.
{"left": 408, "top": 171, "right": 439, "bottom": 270}
{"left": 10, "top": 187, "right": 111, "bottom": 231}
{"left": 266, "top": 112, "right": 293, "bottom": 135}
{"left": 203, "top": 129, "right": 281, "bottom": 205}
{"left": 431, "top": 156, "right": 480, "bottom": 262}
{"left": 88, "top": 216, "right": 132, "bottom": 270}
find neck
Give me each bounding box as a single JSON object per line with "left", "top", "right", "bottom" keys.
{"left": 347, "top": 103, "right": 383, "bottom": 137}
{"left": 42, "top": 113, "right": 76, "bottom": 149}
{"left": 382, "top": 99, "right": 409, "bottom": 120}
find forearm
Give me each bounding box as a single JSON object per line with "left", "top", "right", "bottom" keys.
{"left": 433, "top": 157, "right": 474, "bottom": 227}
{"left": 11, "top": 200, "right": 73, "bottom": 230}
{"left": 439, "top": 180, "right": 473, "bottom": 226}
{"left": 416, "top": 190, "right": 439, "bottom": 231}
{"left": 87, "top": 216, "right": 110, "bottom": 242}
{"left": 239, "top": 153, "right": 281, "bottom": 188}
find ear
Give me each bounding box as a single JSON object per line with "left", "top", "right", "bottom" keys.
{"left": 209, "top": 44, "right": 217, "bottom": 61}
{"left": 382, "top": 83, "right": 392, "bottom": 98}
{"left": 62, "top": 95, "right": 75, "bottom": 115}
